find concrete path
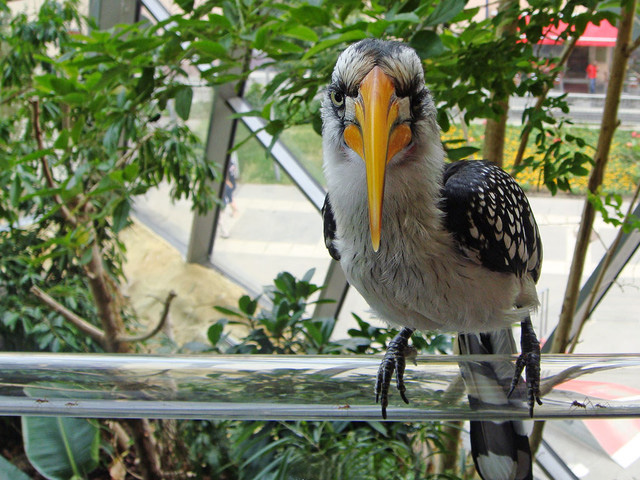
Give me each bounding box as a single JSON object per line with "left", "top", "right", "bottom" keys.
{"left": 135, "top": 182, "right": 640, "bottom": 351}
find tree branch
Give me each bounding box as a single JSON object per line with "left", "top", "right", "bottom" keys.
{"left": 628, "top": 34, "right": 640, "bottom": 54}
{"left": 511, "top": 21, "right": 583, "bottom": 172}
{"left": 74, "top": 130, "right": 156, "bottom": 213}
{"left": 30, "top": 285, "right": 106, "bottom": 344}
{"left": 568, "top": 177, "right": 640, "bottom": 353}
{"left": 30, "top": 99, "right": 78, "bottom": 227}
{"left": 117, "top": 290, "right": 177, "bottom": 343}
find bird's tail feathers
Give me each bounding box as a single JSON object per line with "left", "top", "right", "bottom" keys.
{"left": 458, "top": 329, "right": 533, "bottom": 480}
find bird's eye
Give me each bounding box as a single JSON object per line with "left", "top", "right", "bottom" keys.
{"left": 330, "top": 90, "right": 344, "bottom": 108}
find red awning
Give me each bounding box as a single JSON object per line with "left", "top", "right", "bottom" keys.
{"left": 537, "top": 18, "right": 618, "bottom": 47}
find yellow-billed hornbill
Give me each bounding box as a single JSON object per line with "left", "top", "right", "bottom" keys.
{"left": 322, "top": 39, "right": 542, "bottom": 480}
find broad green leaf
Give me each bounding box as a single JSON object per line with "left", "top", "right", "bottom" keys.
{"left": 424, "top": 0, "right": 467, "bottom": 27}
{"left": 386, "top": 12, "right": 420, "bottom": 23}
{"left": 446, "top": 146, "right": 479, "bottom": 161}
{"left": 207, "top": 321, "right": 224, "bottom": 346}
{"left": 283, "top": 25, "right": 318, "bottom": 42}
{"left": 19, "top": 148, "right": 55, "bottom": 164}
{"left": 123, "top": 162, "right": 140, "bottom": 182}
{"left": 410, "top": 30, "right": 445, "bottom": 59}
{"left": 214, "top": 305, "right": 245, "bottom": 318}
{"left": 49, "top": 77, "right": 79, "bottom": 95}
{"left": 175, "top": 86, "right": 193, "bottom": 121}
{"left": 0, "top": 455, "right": 31, "bottom": 480}
{"left": 265, "top": 119, "right": 285, "bottom": 137}
{"left": 112, "top": 199, "right": 131, "bottom": 233}
{"left": 239, "top": 295, "right": 258, "bottom": 316}
{"left": 367, "top": 19, "right": 390, "bottom": 37}
{"left": 54, "top": 130, "right": 69, "bottom": 150}
{"left": 192, "top": 40, "right": 228, "bottom": 59}
{"left": 290, "top": 5, "right": 330, "bottom": 27}
{"left": 22, "top": 416, "right": 99, "bottom": 480}
{"left": 302, "top": 30, "right": 368, "bottom": 60}
{"left": 269, "top": 39, "right": 305, "bottom": 54}
{"left": 176, "top": 0, "right": 195, "bottom": 11}
{"left": 61, "top": 92, "right": 86, "bottom": 105}
{"left": 208, "top": 13, "right": 232, "bottom": 29}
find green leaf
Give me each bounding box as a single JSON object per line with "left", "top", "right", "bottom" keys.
{"left": 446, "top": 146, "right": 479, "bottom": 161}
{"left": 367, "top": 20, "right": 390, "bottom": 37}
{"left": 208, "top": 13, "right": 232, "bottom": 29}
{"left": 410, "top": 30, "right": 445, "bottom": 59}
{"left": 192, "top": 40, "right": 228, "bottom": 59}
{"left": 302, "top": 30, "right": 368, "bottom": 60}
{"left": 269, "top": 39, "right": 305, "bottom": 54}
{"left": 71, "top": 115, "right": 85, "bottom": 143}
{"left": 283, "top": 25, "right": 318, "bottom": 42}
{"left": 214, "top": 306, "right": 245, "bottom": 318}
{"left": 49, "top": 77, "right": 78, "bottom": 95}
{"left": 0, "top": 455, "right": 31, "bottom": 480}
{"left": 61, "top": 92, "right": 86, "bottom": 105}
{"left": 239, "top": 295, "right": 258, "bottom": 316}
{"left": 176, "top": 0, "right": 195, "bottom": 11}
{"left": 366, "top": 421, "right": 389, "bottom": 436}
{"left": 123, "top": 162, "right": 140, "bottom": 182}
{"left": 207, "top": 321, "right": 224, "bottom": 346}
{"left": 265, "top": 119, "right": 285, "bottom": 137}
{"left": 54, "top": 130, "right": 69, "bottom": 150}
{"left": 19, "top": 148, "right": 55, "bottom": 163}
{"left": 175, "top": 86, "right": 193, "bottom": 121}
{"left": 290, "top": 5, "right": 330, "bottom": 27}
{"left": 424, "top": 0, "right": 467, "bottom": 27}
{"left": 112, "top": 199, "right": 131, "bottom": 233}
{"left": 22, "top": 417, "right": 99, "bottom": 480}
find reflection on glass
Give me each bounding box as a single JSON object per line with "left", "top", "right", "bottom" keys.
{"left": 1, "top": 353, "right": 640, "bottom": 421}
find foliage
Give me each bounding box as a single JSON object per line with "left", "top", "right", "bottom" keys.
{"left": 209, "top": 270, "right": 452, "bottom": 356}
{"left": 21, "top": 416, "right": 100, "bottom": 480}
{"left": 170, "top": 0, "right": 620, "bottom": 195}
{"left": 179, "top": 270, "right": 458, "bottom": 480}
{"left": 0, "top": 226, "right": 104, "bottom": 353}
{"left": 1, "top": 1, "right": 217, "bottom": 477}
{"left": 0, "top": 1, "right": 216, "bottom": 349}
{"left": 0, "top": 454, "right": 31, "bottom": 480}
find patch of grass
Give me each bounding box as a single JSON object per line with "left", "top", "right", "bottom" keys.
{"left": 233, "top": 123, "right": 323, "bottom": 186}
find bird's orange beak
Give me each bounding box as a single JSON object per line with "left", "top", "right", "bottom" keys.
{"left": 344, "top": 66, "right": 412, "bottom": 252}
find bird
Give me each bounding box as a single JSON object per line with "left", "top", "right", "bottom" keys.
{"left": 321, "top": 39, "right": 542, "bottom": 480}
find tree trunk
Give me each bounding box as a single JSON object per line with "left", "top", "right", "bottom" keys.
{"left": 482, "top": 0, "right": 519, "bottom": 167}
{"left": 483, "top": 98, "right": 509, "bottom": 167}
{"left": 531, "top": 0, "right": 636, "bottom": 454}
{"left": 551, "top": 1, "right": 635, "bottom": 355}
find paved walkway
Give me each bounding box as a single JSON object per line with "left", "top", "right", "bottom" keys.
{"left": 135, "top": 182, "right": 640, "bottom": 351}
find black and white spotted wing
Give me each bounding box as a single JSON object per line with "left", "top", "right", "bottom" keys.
{"left": 441, "top": 161, "right": 542, "bottom": 283}
{"left": 322, "top": 194, "right": 341, "bottom": 261}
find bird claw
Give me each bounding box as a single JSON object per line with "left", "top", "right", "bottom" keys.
{"left": 508, "top": 318, "right": 543, "bottom": 417}
{"left": 375, "top": 327, "right": 415, "bottom": 419}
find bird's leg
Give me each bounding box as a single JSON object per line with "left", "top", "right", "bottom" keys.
{"left": 508, "top": 316, "right": 542, "bottom": 417}
{"left": 375, "top": 327, "right": 416, "bottom": 419}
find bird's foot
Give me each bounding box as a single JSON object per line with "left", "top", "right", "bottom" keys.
{"left": 508, "top": 318, "right": 543, "bottom": 417}
{"left": 375, "top": 327, "right": 416, "bottom": 419}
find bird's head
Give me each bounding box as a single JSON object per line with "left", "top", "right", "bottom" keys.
{"left": 322, "top": 39, "right": 442, "bottom": 252}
